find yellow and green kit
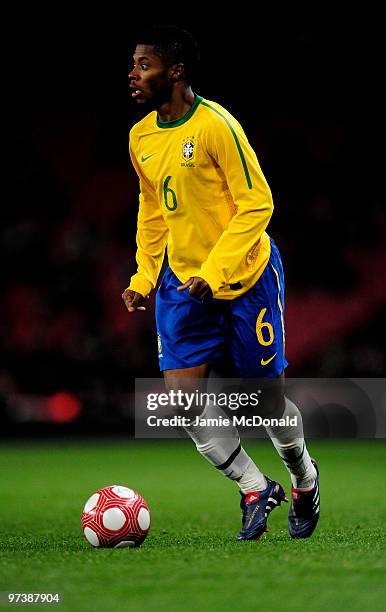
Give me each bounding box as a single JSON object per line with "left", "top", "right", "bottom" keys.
{"left": 128, "top": 94, "right": 274, "bottom": 299}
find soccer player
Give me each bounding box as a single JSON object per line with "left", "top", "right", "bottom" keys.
{"left": 123, "top": 26, "right": 320, "bottom": 540}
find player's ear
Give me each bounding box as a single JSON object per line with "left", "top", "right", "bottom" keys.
{"left": 170, "top": 63, "right": 185, "bottom": 81}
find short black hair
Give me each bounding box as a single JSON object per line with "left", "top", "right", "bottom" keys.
{"left": 138, "top": 25, "right": 200, "bottom": 85}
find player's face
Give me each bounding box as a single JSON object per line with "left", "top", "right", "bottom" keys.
{"left": 129, "top": 44, "right": 173, "bottom": 107}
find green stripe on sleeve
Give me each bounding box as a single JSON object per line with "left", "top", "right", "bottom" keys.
{"left": 201, "top": 101, "right": 252, "bottom": 189}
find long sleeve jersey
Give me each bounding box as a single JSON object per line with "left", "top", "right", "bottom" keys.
{"left": 128, "top": 94, "right": 274, "bottom": 300}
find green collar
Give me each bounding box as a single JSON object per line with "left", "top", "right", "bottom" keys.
{"left": 157, "top": 95, "right": 203, "bottom": 129}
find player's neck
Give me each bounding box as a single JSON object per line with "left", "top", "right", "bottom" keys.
{"left": 157, "top": 86, "right": 195, "bottom": 123}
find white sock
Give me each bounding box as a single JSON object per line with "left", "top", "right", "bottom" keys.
{"left": 265, "top": 397, "right": 316, "bottom": 489}
{"left": 184, "top": 401, "right": 267, "bottom": 492}
{"left": 236, "top": 460, "right": 267, "bottom": 493}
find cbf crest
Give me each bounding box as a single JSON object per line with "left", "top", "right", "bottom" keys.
{"left": 182, "top": 137, "right": 195, "bottom": 162}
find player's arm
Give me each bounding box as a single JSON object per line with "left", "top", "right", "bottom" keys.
{"left": 198, "top": 114, "right": 273, "bottom": 295}
{"left": 122, "top": 142, "right": 169, "bottom": 312}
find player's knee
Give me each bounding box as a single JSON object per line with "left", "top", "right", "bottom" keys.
{"left": 164, "top": 379, "right": 206, "bottom": 417}
{"left": 244, "top": 377, "right": 285, "bottom": 419}
{"left": 257, "top": 389, "right": 285, "bottom": 418}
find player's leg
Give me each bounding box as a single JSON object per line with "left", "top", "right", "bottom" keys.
{"left": 230, "top": 238, "right": 319, "bottom": 538}
{"left": 156, "top": 268, "right": 267, "bottom": 498}
{"left": 163, "top": 365, "right": 267, "bottom": 491}
{"left": 263, "top": 376, "right": 320, "bottom": 539}
{"left": 265, "top": 391, "right": 316, "bottom": 489}
{"left": 260, "top": 373, "right": 317, "bottom": 490}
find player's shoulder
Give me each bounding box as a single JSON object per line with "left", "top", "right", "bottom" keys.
{"left": 199, "top": 97, "right": 242, "bottom": 131}
{"left": 129, "top": 111, "right": 157, "bottom": 143}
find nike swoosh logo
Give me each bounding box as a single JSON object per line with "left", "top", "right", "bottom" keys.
{"left": 141, "top": 153, "right": 156, "bottom": 162}
{"left": 260, "top": 352, "right": 277, "bottom": 366}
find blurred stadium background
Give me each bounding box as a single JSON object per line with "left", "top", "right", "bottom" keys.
{"left": 2, "top": 21, "right": 385, "bottom": 436}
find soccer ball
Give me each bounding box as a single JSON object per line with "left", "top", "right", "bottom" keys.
{"left": 81, "top": 485, "right": 150, "bottom": 548}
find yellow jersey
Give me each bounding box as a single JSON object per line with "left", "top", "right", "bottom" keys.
{"left": 128, "top": 94, "right": 273, "bottom": 300}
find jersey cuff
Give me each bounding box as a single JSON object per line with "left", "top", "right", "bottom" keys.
{"left": 127, "top": 274, "right": 153, "bottom": 298}
{"left": 198, "top": 266, "right": 224, "bottom": 296}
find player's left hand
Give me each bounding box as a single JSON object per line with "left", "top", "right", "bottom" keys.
{"left": 177, "top": 277, "right": 213, "bottom": 300}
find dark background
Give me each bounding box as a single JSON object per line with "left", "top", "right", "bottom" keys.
{"left": 2, "top": 17, "right": 385, "bottom": 434}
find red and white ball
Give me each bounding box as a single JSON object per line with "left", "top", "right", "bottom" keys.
{"left": 81, "top": 485, "right": 150, "bottom": 548}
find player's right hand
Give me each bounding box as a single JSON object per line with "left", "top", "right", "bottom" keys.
{"left": 121, "top": 288, "right": 148, "bottom": 313}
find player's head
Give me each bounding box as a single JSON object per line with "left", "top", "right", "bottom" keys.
{"left": 128, "top": 25, "right": 199, "bottom": 107}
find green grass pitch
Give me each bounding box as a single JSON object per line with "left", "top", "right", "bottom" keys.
{"left": 1, "top": 440, "right": 385, "bottom": 611}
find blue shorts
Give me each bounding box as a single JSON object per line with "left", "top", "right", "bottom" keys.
{"left": 155, "top": 238, "right": 288, "bottom": 378}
